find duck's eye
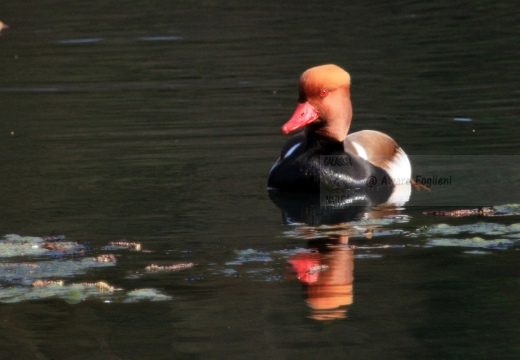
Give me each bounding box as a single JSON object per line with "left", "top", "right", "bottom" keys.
{"left": 320, "top": 89, "right": 329, "bottom": 98}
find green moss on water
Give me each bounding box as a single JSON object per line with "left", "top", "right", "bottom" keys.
{"left": 124, "top": 288, "right": 172, "bottom": 302}
{"left": 0, "top": 234, "right": 84, "bottom": 258}
{"left": 0, "top": 258, "right": 116, "bottom": 285}
{"left": 427, "top": 223, "right": 515, "bottom": 236}
{"left": 0, "top": 233, "right": 172, "bottom": 304}
{"left": 0, "top": 282, "right": 174, "bottom": 304}
{"left": 422, "top": 220, "right": 520, "bottom": 249}
{"left": 428, "top": 237, "right": 513, "bottom": 249}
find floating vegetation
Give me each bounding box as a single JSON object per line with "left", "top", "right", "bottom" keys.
{"left": 145, "top": 263, "right": 195, "bottom": 272}
{"left": 427, "top": 237, "right": 513, "bottom": 249}
{"left": 80, "top": 281, "right": 117, "bottom": 292}
{"left": 32, "top": 280, "right": 117, "bottom": 292}
{"left": 124, "top": 288, "right": 172, "bottom": 303}
{"left": 0, "top": 258, "right": 115, "bottom": 286}
{"left": 0, "top": 262, "right": 38, "bottom": 269}
{"left": 424, "top": 207, "right": 495, "bottom": 217}
{"left": 493, "top": 204, "right": 520, "bottom": 216}
{"left": 0, "top": 234, "right": 170, "bottom": 304}
{"left": 417, "top": 215, "right": 520, "bottom": 250}
{"left": 33, "top": 279, "right": 64, "bottom": 287}
{"left": 0, "top": 234, "right": 84, "bottom": 258}
{"left": 106, "top": 241, "right": 141, "bottom": 251}
{"left": 424, "top": 205, "right": 520, "bottom": 218}
{"left": 425, "top": 223, "right": 520, "bottom": 237}
{"left": 94, "top": 254, "right": 117, "bottom": 263}
{"left": 0, "top": 282, "right": 119, "bottom": 304}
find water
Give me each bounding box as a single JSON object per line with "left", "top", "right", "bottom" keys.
{"left": 1, "top": 1, "right": 519, "bottom": 358}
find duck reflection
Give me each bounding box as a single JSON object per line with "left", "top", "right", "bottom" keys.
{"left": 269, "top": 182, "right": 410, "bottom": 226}
{"left": 288, "top": 235, "right": 353, "bottom": 320}
{"left": 270, "top": 186, "right": 409, "bottom": 320}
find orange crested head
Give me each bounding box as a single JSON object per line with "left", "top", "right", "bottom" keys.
{"left": 298, "top": 64, "right": 351, "bottom": 102}
{"left": 281, "top": 64, "right": 353, "bottom": 141}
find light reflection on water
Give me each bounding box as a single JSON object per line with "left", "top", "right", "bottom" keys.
{"left": 0, "top": 0, "right": 520, "bottom": 358}
{"left": 56, "top": 38, "right": 104, "bottom": 44}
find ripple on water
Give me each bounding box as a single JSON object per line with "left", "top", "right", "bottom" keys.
{"left": 453, "top": 117, "right": 473, "bottom": 122}
{"left": 355, "top": 253, "right": 384, "bottom": 259}
{"left": 233, "top": 249, "right": 274, "bottom": 263}
{"left": 463, "top": 250, "right": 492, "bottom": 255}
{"left": 138, "top": 36, "right": 183, "bottom": 41}
{"left": 56, "top": 38, "right": 104, "bottom": 44}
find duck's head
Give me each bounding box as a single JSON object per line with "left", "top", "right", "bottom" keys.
{"left": 281, "top": 64, "right": 353, "bottom": 142}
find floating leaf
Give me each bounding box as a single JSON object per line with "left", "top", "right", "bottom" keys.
{"left": 124, "top": 288, "right": 172, "bottom": 302}
{"left": 427, "top": 237, "right": 514, "bottom": 249}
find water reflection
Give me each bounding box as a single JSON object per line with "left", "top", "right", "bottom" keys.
{"left": 269, "top": 183, "right": 410, "bottom": 226}
{"left": 275, "top": 190, "right": 409, "bottom": 320}
{"left": 56, "top": 38, "right": 104, "bottom": 44}
{"left": 288, "top": 235, "right": 353, "bottom": 321}
{"left": 138, "top": 36, "right": 183, "bottom": 42}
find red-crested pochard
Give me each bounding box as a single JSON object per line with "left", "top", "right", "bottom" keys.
{"left": 268, "top": 64, "right": 411, "bottom": 194}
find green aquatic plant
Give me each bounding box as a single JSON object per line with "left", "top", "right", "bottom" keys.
{"left": 427, "top": 237, "right": 514, "bottom": 249}
{"left": 425, "top": 222, "right": 520, "bottom": 237}
{"left": 145, "top": 263, "right": 195, "bottom": 272}
{"left": 0, "top": 234, "right": 84, "bottom": 258}
{"left": 0, "top": 282, "right": 116, "bottom": 304}
{"left": 0, "top": 234, "right": 171, "bottom": 304}
{"left": 419, "top": 211, "right": 520, "bottom": 249}
{"left": 124, "top": 288, "right": 173, "bottom": 302}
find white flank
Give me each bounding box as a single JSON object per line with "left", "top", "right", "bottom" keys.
{"left": 386, "top": 184, "right": 412, "bottom": 206}
{"left": 386, "top": 148, "right": 412, "bottom": 182}
{"left": 381, "top": 147, "right": 413, "bottom": 206}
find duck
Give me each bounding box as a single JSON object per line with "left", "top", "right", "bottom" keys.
{"left": 268, "top": 64, "right": 411, "bottom": 195}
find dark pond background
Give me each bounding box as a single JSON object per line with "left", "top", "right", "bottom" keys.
{"left": 1, "top": 1, "right": 519, "bottom": 359}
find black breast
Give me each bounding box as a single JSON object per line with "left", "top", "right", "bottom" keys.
{"left": 267, "top": 135, "right": 393, "bottom": 193}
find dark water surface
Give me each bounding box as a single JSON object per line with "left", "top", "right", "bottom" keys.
{"left": 1, "top": 1, "right": 519, "bottom": 359}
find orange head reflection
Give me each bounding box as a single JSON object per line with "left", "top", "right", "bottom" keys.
{"left": 288, "top": 235, "right": 354, "bottom": 320}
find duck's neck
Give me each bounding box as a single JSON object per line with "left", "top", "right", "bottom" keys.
{"left": 315, "top": 119, "right": 351, "bottom": 142}
{"left": 305, "top": 131, "right": 345, "bottom": 152}
{"left": 306, "top": 101, "right": 353, "bottom": 143}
